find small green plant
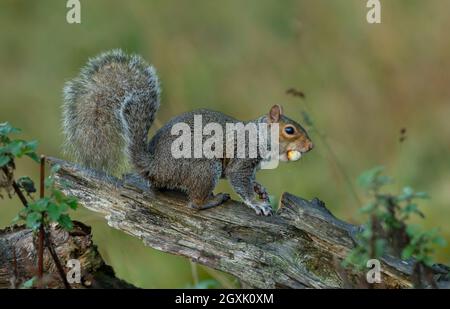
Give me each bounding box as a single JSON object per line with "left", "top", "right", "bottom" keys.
{"left": 20, "top": 277, "right": 37, "bottom": 289}
{"left": 0, "top": 123, "right": 39, "bottom": 165}
{"left": 13, "top": 164, "right": 78, "bottom": 231}
{"left": 1, "top": 122, "right": 77, "bottom": 288}
{"left": 344, "top": 166, "right": 447, "bottom": 288}
{"left": 1, "top": 122, "right": 39, "bottom": 199}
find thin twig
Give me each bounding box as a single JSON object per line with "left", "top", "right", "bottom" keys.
{"left": 37, "top": 156, "right": 46, "bottom": 286}
{"left": 37, "top": 227, "right": 44, "bottom": 286}
{"left": 44, "top": 231, "right": 71, "bottom": 289}
{"left": 40, "top": 155, "right": 70, "bottom": 288}
{"left": 368, "top": 214, "right": 377, "bottom": 289}
{"left": 1, "top": 166, "right": 28, "bottom": 207}
{"left": 190, "top": 260, "right": 199, "bottom": 286}
{"left": 288, "top": 94, "right": 362, "bottom": 207}
{"left": 3, "top": 157, "right": 70, "bottom": 288}
{"left": 12, "top": 181, "right": 29, "bottom": 207}
{"left": 304, "top": 100, "right": 361, "bottom": 207}
{"left": 11, "top": 245, "right": 18, "bottom": 288}
{"left": 12, "top": 246, "right": 19, "bottom": 279}
{"left": 203, "top": 267, "right": 236, "bottom": 289}
{"left": 40, "top": 155, "right": 45, "bottom": 197}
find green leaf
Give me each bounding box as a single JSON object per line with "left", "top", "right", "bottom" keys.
{"left": 402, "top": 203, "right": 425, "bottom": 218}
{"left": 26, "top": 152, "right": 40, "bottom": 163}
{"left": 0, "top": 122, "right": 21, "bottom": 136}
{"left": 403, "top": 203, "right": 418, "bottom": 213}
{"left": 65, "top": 197, "right": 78, "bottom": 210}
{"left": 23, "top": 140, "right": 38, "bottom": 153}
{"left": 0, "top": 135, "right": 10, "bottom": 144}
{"left": 21, "top": 277, "right": 36, "bottom": 289}
{"left": 406, "top": 224, "right": 420, "bottom": 237}
{"left": 58, "top": 214, "right": 73, "bottom": 231}
{"left": 0, "top": 155, "right": 11, "bottom": 167}
{"left": 60, "top": 202, "right": 69, "bottom": 213}
{"left": 421, "top": 256, "right": 434, "bottom": 267}
{"left": 398, "top": 187, "right": 415, "bottom": 201}
{"left": 26, "top": 212, "right": 42, "bottom": 231}
{"left": 47, "top": 202, "right": 62, "bottom": 221}
{"left": 374, "top": 239, "right": 386, "bottom": 258}
{"left": 343, "top": 247, "right": 369, "bottom": 270}
{"left": 361, "top": 226, "right": 372, "bottom": 239}
{"left": 377, "top": 175, "right": 393, "bottom": 185}
{"left": 29, "top": 198, "right": 49, "bottom": 212}
{"left": 402, "top": 245, "right": 415, "bottom": 260}
{"left": 52, "top": 189, "right": 64, "bottom": 202}
{"left": 359, "top": 202, "right": 377, "bottom": 214}
{"left": 3, "top": 139, "right": 38, "bottom": 159}
{"left": 357, "top": 166, "right": 385, "bottom": 190}
{"left": 8, "top": 140, "right": 25, "bottom": 157}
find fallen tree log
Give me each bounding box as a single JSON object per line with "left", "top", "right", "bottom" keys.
{"left": 45, "top": 157, "right": 449, "bottom": 289}
{"left": 0, "top": 221, "right": 135, "bottom": 288}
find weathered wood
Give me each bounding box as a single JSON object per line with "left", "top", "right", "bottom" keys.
{"left": 0, "top": 221, "right": 135, "bottom": 289}
{"left": 45, "top": 157, "right": 449, "bottom": 289}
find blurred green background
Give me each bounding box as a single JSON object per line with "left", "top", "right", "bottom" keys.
{"left": 1, "top": 0, "right": 449, "bottom": 288}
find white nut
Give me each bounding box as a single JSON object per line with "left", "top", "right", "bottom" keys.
{"left": 287, "top": 150, "right": 301, "bottom": 161}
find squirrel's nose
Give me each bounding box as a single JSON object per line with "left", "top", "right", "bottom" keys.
{"left": 305, "top": 142, "right": 314, "bottom": 152}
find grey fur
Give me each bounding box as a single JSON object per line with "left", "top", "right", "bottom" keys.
{"left": 62, "top": 49, "right": 160, "bottom": 175}
{"left": 62, "top": 50, "right": 312, "bottom": 216}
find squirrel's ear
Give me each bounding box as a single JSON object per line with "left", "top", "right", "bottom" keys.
{"left": 268, "top": 104, "right": 283, "bottom": 123}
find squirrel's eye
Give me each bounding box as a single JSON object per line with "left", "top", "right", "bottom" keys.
{"left": 284, "top": 126, "right": 295, "bottom": 135}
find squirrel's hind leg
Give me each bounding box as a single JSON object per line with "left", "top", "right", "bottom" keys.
{"left": 188, "top": 193, "right": 230, "bottom": 210}
{"left": 185, "top": 160, "right": 229, "bottom": 210}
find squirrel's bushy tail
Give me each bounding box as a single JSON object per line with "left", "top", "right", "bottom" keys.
{"left": 62, "top": 49, "right": 160, "bottom": 175}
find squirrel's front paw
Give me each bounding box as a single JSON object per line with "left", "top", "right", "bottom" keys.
{"left": 254, "top": 183, "right": 270, "bottom": 203}
{"left": 245, "top": 200, "right": 273, "bottom": 216}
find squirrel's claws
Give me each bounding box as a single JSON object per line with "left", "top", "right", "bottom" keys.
{"left": 262, "top": 206, "right": 273, "bottom": 216}
{"left": 258, "top": 201, "right": 273, "bottom": 216}
{"left": 247, "top": 201, "right": 273, "bottom": 217}
{"left": 222, "top": 193, "right": 231, "bottom": 201}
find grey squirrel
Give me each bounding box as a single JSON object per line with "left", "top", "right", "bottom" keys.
{"left": 62, "top": 49, "right": 313, "bottom": 216}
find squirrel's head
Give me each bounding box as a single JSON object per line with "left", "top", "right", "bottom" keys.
{"left": 267, "top": 104, "right": 313, "bottom": 162}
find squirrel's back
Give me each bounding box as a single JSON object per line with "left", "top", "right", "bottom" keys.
{"left": 62, "top": 49, "right": 160, "bottom": 175}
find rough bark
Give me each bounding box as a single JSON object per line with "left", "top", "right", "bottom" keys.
{"left": 43, "top": 157, "right": 449, "bottom": 289}
{"left": 0, "top": 221, "right": 135, "bottom": 289}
